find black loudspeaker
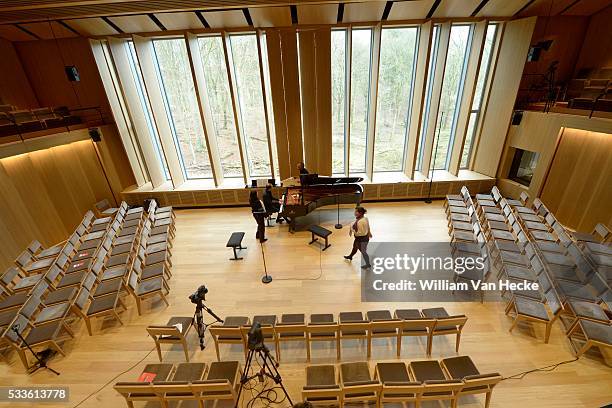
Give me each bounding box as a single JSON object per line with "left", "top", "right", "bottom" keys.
{"left": 65, "top": 65, "right": 80, "bottom": 82}
{"left": 511, "top": 111, "right": 523, "bottom": 126}
{"left": 527, "top": 46, "right": 541, "bottom": 62}
{"left": 89, "top": 127, "right": 102, "bottom": 142}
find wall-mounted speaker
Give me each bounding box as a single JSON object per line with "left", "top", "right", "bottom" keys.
{"left": 511, "top": 110, "right": 523, "bottom": 126}
{"left": 89, "top": 127, "right": 102, "bottom": 142}
{"left": 65, "top": 65, "right": 80, "bottom": 82}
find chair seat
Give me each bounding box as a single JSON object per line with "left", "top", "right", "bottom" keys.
{"left": 0, "top": 308, "right": 18, "bottom": 327}
{"left": 395, "top": 309, "right": 422, "bottom": 320}
{"left": 110, "top": 243, "right": 133, "bottom": 257}
{"left": 377, "top": 362, "right": 410, "bottom": 382}
{"left": 453, "top": 231, "right": 475, "bottom": 241}
{"left": 491, "top": 230, "right": 515, "bottom": 241}
{"left": 146, "top": 242, "right": 167, "bottom": 255}
{"left": 35, "top": 303, "right": 70, "bottom": 324}
{"left": 25, "top": 321, "right": 62, "bottom": 345}
{"left": 136, "top": 277, "right": 164, "bottom": 295}
{"left": 422, "top": 307, "right": 450, "bottom": 319}
{"left": 223, "top": 316, "right": 249, "bottom": 327}
{"left": 113, "top": 235, "right": 135, "bottom": 246}
{"left": 161, "top": 316, "right": 193, "bottom": 339}
{"left": 206, "top": 361, "right": 239, "bottom": 383}
{"left": 580, "top": 320, "right": 612, "bottom": 344}
{"left": 0, "top": 292, "right": 27, "bottom": 310}
{"left": 93, "top": 279, "right": 122, "bottom": 297}
{"left": 142, "top": 264, "right": 164, "bottom": 280}
{"left": 107, "top": 254, "right": 129, "bottom": 268}
{"left": 504, "top": 265, "right": 534, "bottom": 281}
{"left": 484, "top": 213, "right": 505, "bottom": 222}
{"left": 410, "top": 361, "right": 446, "bottom": 382}
{"left": 515, "top": 206, "right": 535, "bottom": 215}
{"left": 37, "top": 245, "right": 62, "bottom": 259}
{"left": 441, "top": 356, "right": 480, "bottom": 379}
{"left": 87, "top": 293, "right": 118, "bottom": 315}
{"left": 341, "top": 362, "right": 372, "bottom": 383}
{"left": 531, "top": 231, "right": 556, "bottom": 241}
{"left": 446, "top": 199, "right": 464, "bottom": 208}
{"left": 101, "top": 265, "right": 128, "bottom": 281}
{"left": 311, "top": 314, "right": 334, "bottom": 324}
{"left": 514, "top": 298, "right": 549, "bottom": 321}
{"left": 145, "top": 251, "right": 167, "bottom": 266}
{"left": 57, "top": 271, "right": 85, "bottom": 288}
{"left": 306, "top": 365, "right": 336, "bottom": 386}
{"left": 44, "top": 287, "right": 78, "bottom": 305}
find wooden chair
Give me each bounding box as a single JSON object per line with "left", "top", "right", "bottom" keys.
{"left": 505, "top": 290, "right": 562, "bottom": 343}
{"left": 126, "top": 269, "right": 169, "bottom": 315}
{"left": 395, "top": 309, "right": 436, "bottom": 357}
{"left": 275, "top": 313, "right": 308, "bottom": 361}
{"left": 571, "top": 223, "right": 611, "bottom": 244}
{"left": 567, "top": 319, "right": 612, "bottom": 358}
{"left": 339, "top": 362, "right": 381, "bottom": 407}
{"left": 338, "top": 312, "right": 370, "bottom": 359}
{"left": 147, "top": 316, "right": 193, "bottom": 361}
{"left": 95, "top": 199, "right": 118, "bottom": 218}
{"left": 152, "top": 362, "right": 207, "bottom": 408}
{"left": 76, "top": 287, "right": 128, "bottom": 336}
{"left": 375, "top": 362, "right": 422, "bottom": 406}
{"left": 307, "top": 314, "right": 340, "bottom": 361}
{"left": 366, "top": 310, "right": 400, "bottom": 359}
{"left": 240, "top": 321, "right": 279, "bottom": 361}
{"left": 302, "top": 364, "right": 342, "bottom": 406}
{"left": 192, "top": 360, "right": 241, "bottom": 405}
{"left": 409, "top": 360, "right": 463, "bottom": 408}
{"left": 422, "top": 308, "right": 468, "bottom": 354}
{"left": 208, "top": 316, "right": 250, "bottom": 361}
{"left": 441, "top": 356, "right": 502, "bottom": 408}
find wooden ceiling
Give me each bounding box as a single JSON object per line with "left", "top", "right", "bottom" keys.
{"left": 0, "top": 0, "right": 609, "bottom": 41}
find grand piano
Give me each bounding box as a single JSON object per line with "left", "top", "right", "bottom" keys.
{"left": 279, "top": 174, "right": 363, "bottom": 232}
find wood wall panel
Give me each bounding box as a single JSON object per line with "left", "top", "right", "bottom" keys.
{"left": 576, "top": 6, "right": 612, "bottom": 73}
{"left": 541, "top": 128, "right": 612, "bottom": 231}
{"left": 14, "top": 37, "right": 112, "bottom": 121}
{"left": 0, "top": 38, "right": 38, "bottom": 108}
{"left": 0, "top": 138, "right": 119, "bottom": 269}
{"left": 473, "top": 17, "right": 536, "bottom": 177}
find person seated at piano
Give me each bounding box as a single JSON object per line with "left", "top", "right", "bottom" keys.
{"left": 263, "top": 184, "right": 284, "bottom": 223}
{"left": 297, "top": 162, "right": 309, "bottom": 175}
{"left": 249, "top": 190, "right": 267, "bottom": 243}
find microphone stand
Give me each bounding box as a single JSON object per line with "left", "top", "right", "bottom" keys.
{"left": 11, "top": 324, "right": 60, "bottom": 375}
{"left": 335, "top": 194, "right": 343, "bottom": 229}
{"left": 260, "top": 240, "right": 272, "bottom": 284}
{"left": 425, "top": 112, "right": 444, "bottom": 204}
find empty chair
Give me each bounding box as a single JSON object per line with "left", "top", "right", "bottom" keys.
{"left": 192, "top": 360, "right": 241, "bottom": 405}
{"left": 441, "top": 355, "right": 502, "bottom": 408}
{"left": 275, "top": 313, "right": 308, "bottom": 361}
{"left": 395, "top": 309, "right": 436, "bottom": 357}
{"left": 366, "top": 310, "right": 400, "bottom": 358}
{"left": 338, "top": 312, "right": 370, "bottom": 359}
{"left": 208, "top": 316, "right": 250, "bottom": 361}
{"left": 506, "top": 291, "right": 562, "bottom": 343}
{"left": 339, "top": 362, "right": 381, "bottom": 407}
{"left": 422, "top": 308, "right": 468, "bottom": 353}
{"left": 375, "top": 362, "right": 422, "bottom": 406}
{"left": 567, "top": 319, "right": 612, "bottom": 358}
{"left": 302, "top": 364, "right": 342, "bottom": 406}
{"left": 409, "top": 360, "right": 463, "bottom": 408}
{"left": 307, "top": 314, "right": 340, "bottom": 360}
{"left": 147, "top": 316, "right": 194, "bottom": 362}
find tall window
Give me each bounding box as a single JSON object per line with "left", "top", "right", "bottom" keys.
{"left": 374, "top": 27, "right": 418, "bottom": 172}
{"left": 349, "top": 29, "right": 373, "bottom": 173}
{"left": 461, "top": 23, "right": 497, "bottom": 169}
{"left": 153, "top": 38, "right": 212, "bottom": 179}
{"left": 126, "top": 42, "right": 169, "bottom": 179}
{"left": 432, "top": 24, "right": 472, "bottom": 170}
{"left": 331, "top": 29, "right": 347, "bottom": 175}
{"left": 198, "top": 36, "right": 243, "bottom": 178}
{"left": 417, "top": 25, "right": 440, "bottom": 172}
{"left": 259, "top": 34, "right": 279, "bottom": 179}
{"left": 229, "top": 34, "right": 271, "bottom": 177}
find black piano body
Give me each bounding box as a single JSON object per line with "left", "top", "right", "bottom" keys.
{"left": 279, "top": 174, "right": 363, "bottom": 232}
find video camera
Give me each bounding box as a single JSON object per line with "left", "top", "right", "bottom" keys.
{"left": 189, "top": 285, "right": 208, "bottom": 305}
{"left": 247, "top": 322, "right": 266, "bottom": 351}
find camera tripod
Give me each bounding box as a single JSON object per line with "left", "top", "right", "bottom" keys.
{"left": 193, "top": 301, "right": 223, "bottom": 350}
{"left": 11, "top": 324, "right": 60, "bottom": 375}
{"left": 235, "top": 346, "right": 292, "bottom": 407}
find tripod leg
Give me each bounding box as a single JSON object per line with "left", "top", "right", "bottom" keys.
{"left": 235, "top": 350, "right": 255, "bottom": 408}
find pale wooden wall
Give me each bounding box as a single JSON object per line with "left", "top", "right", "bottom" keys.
{"left": 575, "top": 5, "right": 612, "bottom": 73}
{"left": 0, "top": 39, "right": 38, "bottom": 108}
{"left": 472, "top": 17, "right": 536, "bottom": 177}
{"left": 497, "top": 110, "right": 612, "bottom": 232}
{"left": 0, "top": 125, "right": 135, "bottom": 270}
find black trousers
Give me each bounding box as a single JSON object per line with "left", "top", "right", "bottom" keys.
{"left": 253, "top": 213, "right": 266, "bottom": 242}
{"left": 349, "top": 236, "right": 370, "bottom": 266}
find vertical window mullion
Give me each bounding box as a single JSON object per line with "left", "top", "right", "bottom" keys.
{"left": 365, "top": 25, "right": 381, "bottom": 180}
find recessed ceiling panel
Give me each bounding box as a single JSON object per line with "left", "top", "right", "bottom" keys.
{"left": 154, "top": 12, "right": 203, "bottom": 30}
{"left": 108, "top": 15, "right": 160, "bottom": 33}
{"left": 387, "top": 0, "right": 435, "bottom": 20}
{"left": 297, "top": 4, "right": 338, "bottom": 25}
{"left": 18, "top": 21, "right": 77, "bottom": 39}
{"left": 434, "top": 0, "right": 482, "bottom": 18}
{"left": 249, "top": 6, "right": 292, "bottom": 27}
{"left": 202, "top": 10, "right": 247, "bottom": 29}
{"left": 477, "top": 0, "right": 533, "bottom": 17}
{"left": 68, "top": 18, "right": 118, "bottom": 36}
{"left": 0, "top": 24, "right": 36, "bottom": 41}
{"left": 343, "top": 1, "right": 387, "bottom": 23}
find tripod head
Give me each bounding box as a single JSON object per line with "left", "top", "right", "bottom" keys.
{"left": 247, "top": 323, "right": 266, "bottom": 352}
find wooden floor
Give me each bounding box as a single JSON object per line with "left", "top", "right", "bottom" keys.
{"left": 1, "top": 201, "right": 611, "bottom": 408}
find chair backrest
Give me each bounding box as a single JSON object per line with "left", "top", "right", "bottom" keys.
{"left": 537, "top": 272, "right": 552, "bottom": 294}
{"left": 209, "top": 326, "right": 244, "bottom": 342}
{"left": 20, "top": 295, "right": 42, "bottom": 319}
{"left": 75, "top": 288, "right": 90, "bottom": 311}
{"left": 275, "top": 322, "right": 307, "bottom": 337}
{"left": 45, "top": 265, "right": 62, "bottom": 284}
{"left": 519, "top": 191, "right": 529, "bottom": 205}
{"left": 1, "top": 266, "right": 19, "bottom": 286}
{"left": 29, "top": 280, "right": 49, "bottom": 299}
{"left": 82, "top": 210, "right": 95, "bottom": 227}
{"left": 461, "top": 373, "right": 503, "bottom": 391}
{"left": 307, "top": 322, "right": 340, "bottom": 337}
{"left": 421, "top": 380, "right": 464, "bottom": 399}
{"left": 146, "top": 325, "right": 182, "bottom": 339}
{"left": 434, "top": 315, "right": 468, "bottom": 332}
{"left": 55, "top": 253, "right": 69, "bottom": 270}
{"left": 339, "top": 321, "right": 371, "bottom": 337}
{"left": 533, "top": 198, "right": 543, "bottom": 210}
{"left": 5, "top": 314, "right": 28, "bottom": 343}
{"left": 15, "top": 251, "right": 32, "bottom": 268}
{"left": 593, "top": 223, "right": 611, "bottom": 242}
{"left": 95, "top": 199, "right": 111, "bottom": 212}
{"left": 544, "top": 291, "right": 562, "bottom": 316}
{"left": 190, "top": 380, "right": 235, "bottom": 400}
{"left": 588, "top": 273, "right": 609, "bottom": 296}
{"left": 27, "top": 240, "right": 43, "bottom": 255}
{"left": 128, "top": 269, "right": 139, "bottom": 293}
{"left": 83, "top": 272, "right": 97, "bottom": 289}
{"left": 399, "top": 318, "right": 436, "bottom": 333}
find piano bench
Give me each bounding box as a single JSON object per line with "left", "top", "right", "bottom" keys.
{"left": 227, "top": 232, "right": 246, "bottom": 260}
{"left": 308, "top": 225, "right": 332, "bottom": 251}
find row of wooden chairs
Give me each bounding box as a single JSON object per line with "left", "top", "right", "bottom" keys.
{"left": 114, "top": 360, "right": 241, "bottom": 408}
{"left": 208, "top": 309, "right": 468, "bottom": 363}
{"left": 302, "top": 356, "right": 501, "bottom": 408}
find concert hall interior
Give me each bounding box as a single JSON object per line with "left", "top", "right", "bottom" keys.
{"left": 0, "top": 1, "right": 611, "bottom": 407}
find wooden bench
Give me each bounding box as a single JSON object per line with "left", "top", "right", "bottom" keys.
{"left": 308, "top": 225, "right": 332, "bottom": 251}
{"left": 226, "top": 232, "right": 246, "bottom": 260}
